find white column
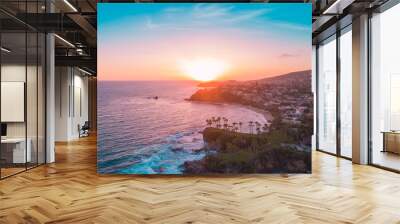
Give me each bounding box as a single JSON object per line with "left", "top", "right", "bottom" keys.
{"left": 45, "top": 0, "right": 56, "bottom": 163}
{"left": 46, "top": 32, "right": 55, "bottom": 163}
{"left": 352, "top": 14, "right": 369, "bottom": 164}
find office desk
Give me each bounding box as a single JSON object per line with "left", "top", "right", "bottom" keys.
{"left": 382, "top": 131, "right": 400, "bottom": 154}
{"left": 1, "top": 138, "right": 31, "bottom": 163}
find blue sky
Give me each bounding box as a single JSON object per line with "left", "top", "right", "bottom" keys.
{"left": 98, "top": 3, "right": 311, "bottom": 41}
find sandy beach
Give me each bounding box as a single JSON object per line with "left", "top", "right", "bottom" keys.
{"left": 243, "top": 105, "right": 274, "bottom": 124}
{"left": 188, "top": 99, "right": 274, "bottom": 126}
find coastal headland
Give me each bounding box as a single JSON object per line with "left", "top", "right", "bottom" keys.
{"left": 182, "top": 70, "right": 313, "bottom": 174}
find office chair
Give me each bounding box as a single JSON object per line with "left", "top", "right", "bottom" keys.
{"left": 79, "top": 121, "right": 90, "bottom": 138}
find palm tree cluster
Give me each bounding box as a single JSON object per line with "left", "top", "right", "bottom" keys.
{"left": 206, "top": 117, "right": 269, "bottom": 134}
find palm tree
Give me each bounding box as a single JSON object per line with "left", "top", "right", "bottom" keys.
{"left": 232, "top": 122, "right": 237, "bottom": 132}
{"left": 255, "top": 122, "right": 261, "bottom": 135}
{"left": 248, "top": 121, "right": 254, "bottom": 134}
{"left": 211, "top": 116, "right": 216, "bottom": 127}
{"left": 262, "top": 123, "right": 269, "bottom": 133}
{"left": 223, "top": 117, "right": 228, "bottom": 126}
{"left": 206, "top": 119, "right": 212, "bottom": 127}
{"left": 238, "top": 122, "right": 243, "bottom": 132}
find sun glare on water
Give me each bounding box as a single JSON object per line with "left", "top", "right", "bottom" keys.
{"left": 179, "top": 58, "right": 229, "bottom": 82}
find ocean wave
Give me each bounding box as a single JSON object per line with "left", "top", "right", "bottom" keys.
{"left": 98, "top": 81, "right": 267, "bottom": 174}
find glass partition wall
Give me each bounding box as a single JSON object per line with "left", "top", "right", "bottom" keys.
{"left": 339, "top": 26, "right": 352, "bottom": 158}
{"left": 316, "top": 25, "right": 353, "bottom": 159}
{"left": 0, "top": 31, "right": 27, "bottom": 177}
{"left": 316, "top": 0, "right": 400, "bottom": 171}
{"left": 0, "top": 2, "right": 46, "bottom": 179}
{"left": 317, "top": 35, "right": 337, "bottom": 155}
{"left": 370, "top": 3, "right": 400, "bottom": 171}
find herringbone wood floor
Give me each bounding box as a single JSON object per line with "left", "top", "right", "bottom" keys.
{"left": 1, "top": 135, "right": 400, "bottom": 224}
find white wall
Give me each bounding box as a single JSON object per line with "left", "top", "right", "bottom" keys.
{"left": 55, "top": 67, "right": 70, "bottom": 141}
{"left": 72, "top": 73, "right": 89, "bottom": 138}
{"left": 55, "top": 67, "right": 89, "bottom": 141}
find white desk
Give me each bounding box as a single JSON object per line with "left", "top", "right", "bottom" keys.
{"left": 382, "top": 131, "right": 400, "bottom": 154}
{"left": 1, "top": 138, "right": 31, "bottom": 163}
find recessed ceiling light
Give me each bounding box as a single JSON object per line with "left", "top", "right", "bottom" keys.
{"left": 63, "top": 0, "right": 78, "bottom": 12}
{"left": 78, "top": 67, "right": 93, "bottom": 76}
{"left": 1, "top": 47, "right": 11, "bottom": 53}
{"left": 322, "top": 0, "right": 354, "bottom": 15}
{"left": 54, "top": 34, "right": 75, "bottom": 48}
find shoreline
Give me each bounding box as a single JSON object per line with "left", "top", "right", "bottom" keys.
{"left": 242, "top": 105, "right": 273, "bottom": 124}
{"left": 187, "top": 99, "right": 273, "bottom": 124}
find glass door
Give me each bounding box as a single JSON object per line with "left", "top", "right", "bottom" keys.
{"left": 0, "top": 1, "right": 47, "bottom": 179}
{"left": 317, "top": 35, "right": 337, "bottom": 154}
{"left": 27, "top": 30, "right": 38, "bottom": 169}
{"left": 370, "top": 3, "right": 400, "bottom": 171}
{"left": 339, "top": 26, "right": 352, "bottom": 158}
{"left": 1, "top": 30, "right": 28, "bottom": 178}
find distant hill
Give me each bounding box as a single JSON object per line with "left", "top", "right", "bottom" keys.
{"left": 189, "top": 70, "right": 311, "bottom": 103}
{"left": 197, "top": 80, "right": 237, "bottom": 88}
{"left": 255, "top": 70, "right": 311, "bottom": 85}
{"left": 207, "top": 70, "right": 311, "bottom": 88}
{"left": 261, "top": 70, "right": 311, "bottom": 81}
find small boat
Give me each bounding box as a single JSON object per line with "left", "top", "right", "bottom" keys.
{"left": 154, "top": 96, "right": 158, "bottom": 100}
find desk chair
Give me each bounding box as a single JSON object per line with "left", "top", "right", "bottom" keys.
{"left": 78, "top": 121, "right": 90, "bottom": 138}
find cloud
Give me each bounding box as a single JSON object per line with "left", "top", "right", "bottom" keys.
{"left": 225, "top": 9, "right": 270, "bottom": 23}
{"left": 144, "top": 16, "right": 193, "bottom": 32}
{"left": 145, "top": 17, "right": 160, "bottom": 30}
{"left": 275, "top": 22, "right": 310, "bottom": 32}
{"left": 192, "top": 4, "right": 269, "bottom": 23}
{"left": 192, "top": 4, "right": 234, "bottom": 19}
{"left": 280, "top": 53, "right": 298, "bottom": 58}
{"left": 143, "top": 4, "right": 271, "bottom": 32}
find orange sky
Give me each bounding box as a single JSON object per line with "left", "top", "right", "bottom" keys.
{"left": 98, "top": 4, "right": 311, "bottom": 81}
{"left": 99, "top": 33, "right": 311, "bottom": 81}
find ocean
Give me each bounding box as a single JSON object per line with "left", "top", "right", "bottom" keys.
{"left": 97, "top": 81, "right": 267, "bottom": 174}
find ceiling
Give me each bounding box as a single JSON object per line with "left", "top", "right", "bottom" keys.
{"left": 311, "top": 0, "right": 391, "bottom": 43}
{"left": 0, "top": 0, "right": 97, "bottom": 74}
{"left": 2, "top": 0, "right": 394, "bottom": 74}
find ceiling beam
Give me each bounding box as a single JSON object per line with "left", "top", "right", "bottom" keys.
{"left": 322, "top": 0, "right": 356, "bottom": 14}
{"left": 55, "top": 55, "right": 96, "bottom": 71}
{"left": 67, "top": 13, "right": 97, "bottom": 41}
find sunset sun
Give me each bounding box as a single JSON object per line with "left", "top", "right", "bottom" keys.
{"left": 179, "top": 58, "right": 229, "bottom": 82}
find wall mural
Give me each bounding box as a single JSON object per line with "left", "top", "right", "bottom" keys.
{"left": 97, "top": 3, "right": 313, "bottom": 174}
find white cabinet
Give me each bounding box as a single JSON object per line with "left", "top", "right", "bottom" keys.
{"left": 1, "top": 138, "right": 31, "bottom": 163}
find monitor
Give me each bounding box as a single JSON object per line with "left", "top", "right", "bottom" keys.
{"left": 1, "top": 123, "right": 7, "bottom": 137}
